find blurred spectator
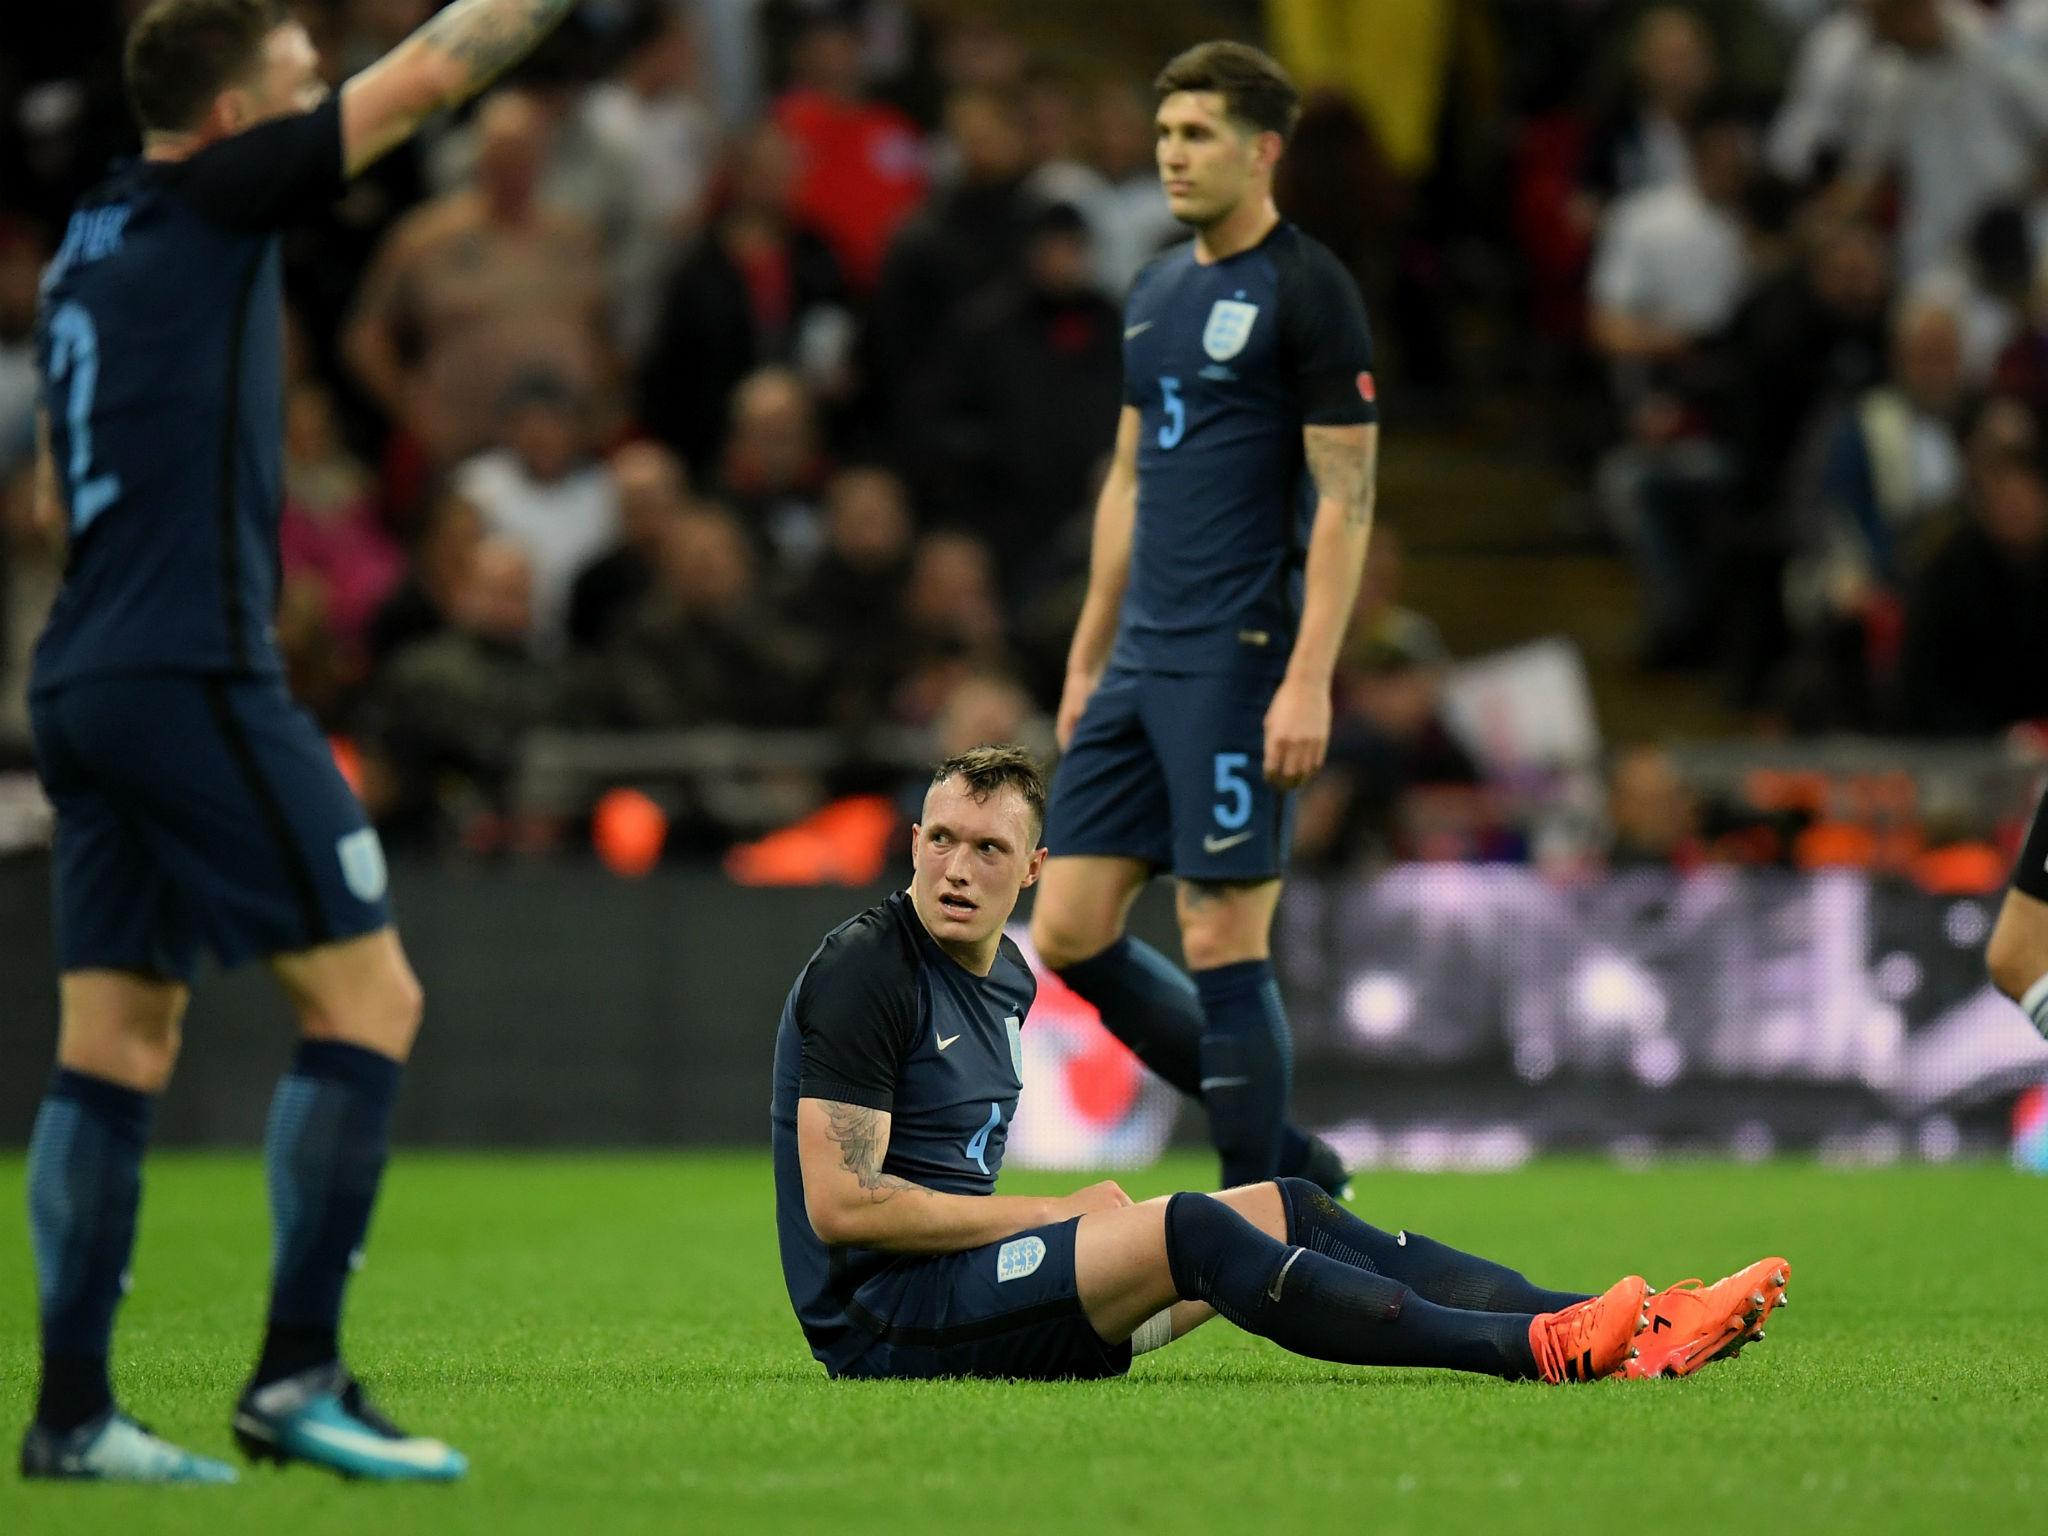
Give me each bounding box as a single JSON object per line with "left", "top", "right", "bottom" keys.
{"left": 1295, "top": 537, "right": 1478, "bottom": 871}
{"left": 1900, "top": 440, "right": 2048, "bottom": 733}
{"left": 279, "top": 383, "right": 404, "bottom": 661}
{"left": 782, "top": 465, "right": 916, "bottom": 725}
{"left": 1711, "top": 218, "right": 1892, "bottom": 516}
{"left": 358, "top": 537, "right": 561, "bottom": 846}
{"left": 569, "top": 441, "right": 692, "bottom": 653}
{"left": 455, "top": 371, "right": 621, "bottom": 650}
{"left": 1020, "top": 65, "right": 1102, "bottom": 214}
{"left": 1911, "top": 203, "right": 2036, "bottom": 387}
{"left": 0, "top": 225, "right": 45, "bottom": 477}
{"left": 872, "top": 87, "right": 1042, "bottom": 451}
{"left": 1606, "top": 744, "right": 1705, "bottom": 869}
{"left": 718, "top": 366, "right": 833, "bottom": 567}
{"left": 367, "top": 488, "right": 485, "bottom": 672}
{"left": 639, "top": 125, "right": 851, "bottom": 477}
{"left": 1766, "top": 0, "right": 1875, "bottom": 186}
{"left": 1794, "top": 298, "right": 1967, "bottom": 618}
{"left": 772, "top": 13, "right": 929, "bottom": 291}
{"left": 1837, "top": 0, "right": 2048, "bottom": 281}
{"left": 1782, "top": 297, "right": 1968, "bottom": 724}
{"left": 578, "top": 2, "right": 720, "bottom": 356}
{"left": 1589, "top": 108, "right": 1757, "bottom": 396}
{"left": 1076, "top": 82, "right": 1181, "bottom": 298}
{"left": 344, "top": 90, "right": 610, "bottom": 473}
{"left": 1991, "top": 249, "right": 2048, "bottom": 417}
{"left": 599, "top": 505, "right": 822, "bottom": 728}
{"left": 1577, "top": 6, "right": 1720, "bottom": 216}
{"left": 1591, "top": 109, "right": 1759, "bottom": 663}
{"left": 927, "top": 203, "right": 1123, "bottom": 575}
{"left": 892, "top": 530, "right": 1008, "bottom": 723}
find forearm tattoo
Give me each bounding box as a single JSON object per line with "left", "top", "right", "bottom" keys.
{"left": 1304, "top": 427, "right": 1377, "bottom": 530}
{"left": 820, "top": 1101, "right": 925, "bottom": 1201}
{"left": 420, "top": 0, "right": 580, "bottom": 93}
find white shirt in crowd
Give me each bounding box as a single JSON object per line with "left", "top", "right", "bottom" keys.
{"left": 456, "top": 450, "right": 620, "bottom": 650}
{"left": 1591, "top": 180, "right": 1750, "bottom": 341}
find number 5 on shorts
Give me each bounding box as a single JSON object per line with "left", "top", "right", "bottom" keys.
{"left": 1212, "top": 753, "right": 1253, "bottom": 830}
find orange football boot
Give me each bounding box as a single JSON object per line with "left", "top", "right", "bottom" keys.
{"left": 1625, "top": 1257, "right": 1791, "bottom": 1379}
{"left": 1528, "top": 1276, "right": 1649, "bottom": 1383}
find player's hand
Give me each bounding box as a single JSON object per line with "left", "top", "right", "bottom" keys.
{"left": 1055, "top": 668, "right": 1102, "bottom": 751}
{"left": 1051, "top": 1180, "right": 1133, "bottom": 1220}
{"left": 1264, "top": 675, "right": 1332, "bottom": 789}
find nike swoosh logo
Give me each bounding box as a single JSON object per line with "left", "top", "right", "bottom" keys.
{"left": 1396, "top": 1231, "right": 1408, "bottom": 1247}
{"left": 1202, "top": 831, "right": 1254, "bottom": 854}
{"left": 936, "top": 1033, "right": 961, "bottom": 1051}
{"left": 1267, "top": 1247, "right": 1305, "bottom": 1302}
{"left": 1124, "top": 321, "right": 1154, "bottom": 339}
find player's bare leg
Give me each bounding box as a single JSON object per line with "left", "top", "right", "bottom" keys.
{"left": 1029, "top": 855, "right": 1151, "bottom": 973}
{"left": 56, "top": 970, "right": 190, "bottom": 1091}
{"left": 22, "top": 973, "right": 239, "bottom": 1481}
{"left": 233, "top": 927, "right": 463, "bottom": 1480}
{"left": 1987, "top": 886, "right": 2048, "bottom": 1038}
{"left": 1072, "top": 1179, "right": 1669, "bottom": 1383}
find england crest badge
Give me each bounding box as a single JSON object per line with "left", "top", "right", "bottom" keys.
{"left": 1203, "top": 299, "right": 1260, "bottom": 361}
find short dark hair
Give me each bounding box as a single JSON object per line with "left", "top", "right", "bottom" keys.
{"left": 928, "top": 746, "right": 1047, "bottom": 842}
{"left": 1153, "top": 40, "right": 1301, "bottom": 142}
{"left": 125, "top": 0, "right": 282, "bottom": 135}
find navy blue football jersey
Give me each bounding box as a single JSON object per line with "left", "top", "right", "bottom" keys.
{"left": 31, "top": 99, "right": 345, "bottom": 692}
{"left": 770, "top": 891, "right": 1038, "bottom": 1364}
{"left": 1111, "top": 221, "right": 1378, "bottom": 677}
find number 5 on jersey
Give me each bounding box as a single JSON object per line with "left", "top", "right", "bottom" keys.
{"left": 1158, "top": 376, "right": 1186, "bottom": 450}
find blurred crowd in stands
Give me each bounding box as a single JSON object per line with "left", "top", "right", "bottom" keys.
{"left": 3, "top": 0, "right": 2048, "bottom": 878}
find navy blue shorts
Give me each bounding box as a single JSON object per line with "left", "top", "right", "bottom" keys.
{"left": 1045, "top": 667, "right": 1294, "bottom": 881}
{"left": 833, "top": 1218, "right": 1131, "bottom": 1381}
{"left": 30, "top": 673, "right": 392, "bottom": 984}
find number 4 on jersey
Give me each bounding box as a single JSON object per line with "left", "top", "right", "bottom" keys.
{"left": 964, "top": 1102, "right": 1003, "bottom": 1175}
{"left": 46, "top": 302, "right": 123, "bottom": 534}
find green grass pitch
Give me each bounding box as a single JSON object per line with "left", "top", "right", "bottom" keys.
{"left": 2, "top": 1152, "right": 2042, "bottom": 1534}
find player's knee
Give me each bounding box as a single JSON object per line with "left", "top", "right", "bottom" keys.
{"left": 59, "top": 1010, "right": 184, "bottom": 1093}
{"left": 1986, "top": 915, "right": 2042, "bottom": 1001}
{"left": 1029, "top": 905, "right": 1118, "bottom": 973}
{"left": 1176, "top": 916, "right": 1263, "bottom": 973}
{"left": 306, "top": 961, "right": 424, "bottom": 1060}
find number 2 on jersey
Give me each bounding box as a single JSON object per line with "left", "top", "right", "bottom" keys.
{"left": 1157, "top": 376, "right": 1186, "bottom": 450}
{"left": 47, "top": 302, "right": 122, "bottom": 534}
{"left": 964, "top": 1101, "right": 1002, "bottom": 1175}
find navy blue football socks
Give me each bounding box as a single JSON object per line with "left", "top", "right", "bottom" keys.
{"left": 254, "top": 1041, "right": 402, "bottom": 1386}
{"left": 27, "top": 1068, "right": 157, "bottom": 1431}
{"left": 1193, "top": 959, "right": 1292, "bottom": 1186}
{"left": 1165, "top": 1191, "right": 1539, "bottom": 1378}
{"left": 1277, "top": 1177, "right": 1592, "bottom": 1314}
{"left": 1055, "top": 938, "right": 1328, "bottom": 1185}
{"left": 1055, "top": 935, "right": 1206, "bottom": 1091}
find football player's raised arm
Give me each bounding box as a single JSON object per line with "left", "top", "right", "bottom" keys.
{"left": 1058, "top": 405, "right": 1141, "bottom": 744}
{"left": 796, "top": 1098, "right": 1062, "bottom": 1254}
{"left": 30, "top": 409, "right": 62, "bottom": 539}
{"left": 339, "top": 0, "right": 583, "bottom": 177}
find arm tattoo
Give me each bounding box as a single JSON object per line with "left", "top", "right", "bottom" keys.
{"left": 819, "top": 1101, "right": 926, "bottom": 1200}
{"left": 1304, "top": 428, "right": 1376, "bottom": 530}
{"left": 419, "top": 0, "right": 580, "bottom": 94}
